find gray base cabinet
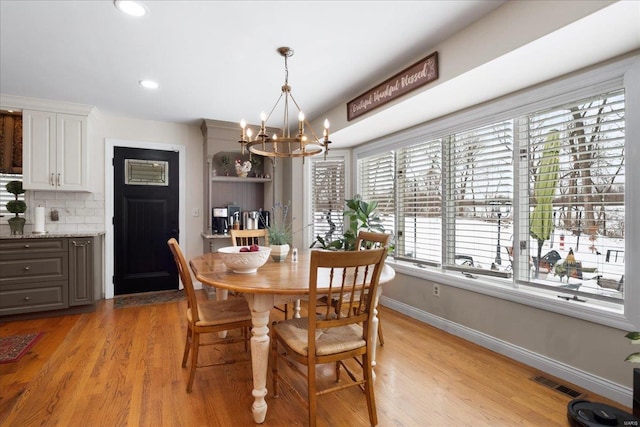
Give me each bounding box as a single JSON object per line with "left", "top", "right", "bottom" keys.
{"left": 0, "top": 237, "right": 99, "bottom": 316}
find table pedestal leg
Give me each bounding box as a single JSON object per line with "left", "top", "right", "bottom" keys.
{"left": 245, "top": 294, "right": 273, "bottom": 424}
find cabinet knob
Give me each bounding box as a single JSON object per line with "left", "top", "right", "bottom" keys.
{"left": 24, "top": 244, "right": 30, "bottom": 248}
{"left": 24, "top": 266, "right": 30, "bottom": 271}
{"left": 24, "top": 296, "right": 30, "bottom": 301}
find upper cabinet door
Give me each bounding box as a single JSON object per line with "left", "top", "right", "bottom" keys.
{"left": 56, "top": 113, "right": 88, "bottom": 191}
{"left": 22, "top": 110, "right": 89, "bottom": 192}
{"left": 22, "top": 110, "right": 56, "bottom": 190}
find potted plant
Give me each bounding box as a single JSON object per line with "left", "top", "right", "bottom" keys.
{"left": 311, "top": 194, "right": 386, "bottom": 251}
{"left": 5, "top": 180, "right": 26, "bottom": 235}
{"left": 266, "top": 201, "right": 292, "bottom": 262}
{"left": 625, "top": 331, "right": 640, "bottom": 417}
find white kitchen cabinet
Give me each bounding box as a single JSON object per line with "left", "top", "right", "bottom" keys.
{"left": 23, "top": 110, "right": 89, "bottom": 191}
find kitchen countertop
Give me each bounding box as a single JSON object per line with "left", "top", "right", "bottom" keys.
{"left": 0, "top": 232, "right": 105, "bottom": 239}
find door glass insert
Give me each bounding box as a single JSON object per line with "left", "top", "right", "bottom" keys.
{"left": 124, "top": 159, "right": 169, "bottom": 186}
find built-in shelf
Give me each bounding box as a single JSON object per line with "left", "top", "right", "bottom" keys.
{"left": 211, "top": 176, "right": 272, "bottom": 183}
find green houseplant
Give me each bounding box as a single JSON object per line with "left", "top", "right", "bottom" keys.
{"left": 6, "top": 180, "right": 26, "bottom": 235}
{"left": 311, "top": 194, "right": 385, "bottom": 251}
{"left": 267, "top": 201, "right": 293, "bottom": 262}
{"left": 625, "top": 331, "right": 640, "bottom": 417}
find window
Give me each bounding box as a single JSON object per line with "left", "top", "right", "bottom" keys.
{"left": 359, "top": 152, "right": 395, "bottom": 236}
{"left": 310, "top": 157, "right": 346, "bottom": 243}
{"left": 0, "top": 173, "right": 24, "bottom": 217}
{"left": 517, "top": 89, "right": 625, "bottom": 300}
{"left": 355, "top": 56, "right": 638, "bottom": 329}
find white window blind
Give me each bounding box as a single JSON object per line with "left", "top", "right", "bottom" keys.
{"left": 311, "top": 158, "right": 345, "bottom": 243}
{"left": 446, "top": 121, "right": 514, "bottom": 275}
{"left": 359, "top": 151, "right": 395, "bottom": 235}
{"left": 519, "top": 89, "right": 625, "bottom": 300}
{"left": 396, "top": 140, "right": 442, "bottom": 264}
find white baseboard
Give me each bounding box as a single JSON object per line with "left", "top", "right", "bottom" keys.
{"left": 379, "top": 296, "right": 633, "bottom": 408}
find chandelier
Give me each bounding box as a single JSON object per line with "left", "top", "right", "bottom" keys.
{"left": 239, "top": 47, "right": 331, "bottom": 160}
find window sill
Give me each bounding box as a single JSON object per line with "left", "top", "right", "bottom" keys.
{"left": 387, "top": 258, "right": 635, "bottom": 330}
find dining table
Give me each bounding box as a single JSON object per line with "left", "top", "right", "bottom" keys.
{"left": 189, "top": 249, "right": 395, "bottom": 424}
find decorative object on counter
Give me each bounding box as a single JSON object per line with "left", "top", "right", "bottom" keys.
{"left": 218, "top": 245, "right": 271, "bottom": 274}
{"left": 238, "top": 47, "right": 331, "bottom": 162}
{"left": 50, "top": 209, "right": 59, "bottom": 221}
{"left": 266, "top": 201, "right": 292, "bottom": 262}
{"left": 33, "top": 206, "right": 46, "bottom": 234}
{"left": 5, "top": 180, "right": 26, "bottom": 235}
{"left": 235, "top": 159, "right": 252, "bottom": 177}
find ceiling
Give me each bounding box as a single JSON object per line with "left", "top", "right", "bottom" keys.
{"left": 1, "top": 1, "right": 639, "bottom": 150}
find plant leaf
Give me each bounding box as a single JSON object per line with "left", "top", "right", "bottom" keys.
{"left": 626, "top": 331, "right": 640, "bottom": 343}
{"left": 625, "top": 352, "right": 640, "bottom": 363}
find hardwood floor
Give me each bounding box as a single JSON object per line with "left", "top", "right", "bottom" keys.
{"left": 0, "top": 291, "right": 630, "bottom": 426}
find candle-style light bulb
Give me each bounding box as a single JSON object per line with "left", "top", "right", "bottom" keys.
{"left": 260, "top": 112, "right": 267, "bottom": 135}
{"left": 323, "top": 119, "right": 330, "bottom": 140}
{"left": 298, "top": 111, "right": 305, "bottom": 135}
{"left": 246, "top": 128, "right": 253, "bottom": 140}
{"left": 240, "top": 119, "right": 246, "bottom": 141}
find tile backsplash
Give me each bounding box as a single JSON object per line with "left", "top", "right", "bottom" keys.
{"left": 0, "top": 191, "right": 105, "bottom": 235}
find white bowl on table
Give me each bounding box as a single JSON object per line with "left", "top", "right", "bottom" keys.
{"left": 218, "top": 246, "right": 271, "bottom": 274}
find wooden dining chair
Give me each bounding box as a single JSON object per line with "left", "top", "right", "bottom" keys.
{"left": 271, "top": 247, "right": 388, "bottom": 427}
{"left": 321, "top": 231, "right": 391, "bottom": 344}
{"left": 230, "top": 229, "right": 293, "bottom": 319}
{"left": 167, "top": 238, "right": 252, "bottom": 393}
{"left": 229, "top": 229, "right": 269, "bottom": 247}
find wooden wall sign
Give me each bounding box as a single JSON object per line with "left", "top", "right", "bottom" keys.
{"left": 347, "top": 51, "right": 438, "bottom": 121}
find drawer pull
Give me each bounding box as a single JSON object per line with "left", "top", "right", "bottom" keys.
{"left": 24, "top": 266, "right": 30, "bottom": 271}
{"left": 24, "top": 296, "right": 30, "bottom": 301}
{"left": 24, "top": 244, "right": 30, "bottom": 248}
{"left": 72, "top": 241, "right": 90, "bottom": 247}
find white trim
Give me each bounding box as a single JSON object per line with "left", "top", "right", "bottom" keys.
{"left": 104, "top": 138, "right": 186, "bottom": 299}
{"left": 0, "top": 94, "right": 94, "bottom": 116}
{"left": 380, "top": 295, "right": 634, "bottom": 408}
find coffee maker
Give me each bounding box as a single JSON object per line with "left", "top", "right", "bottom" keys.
{"left": 212, "top": 207, "right": 228, "bottom": 234}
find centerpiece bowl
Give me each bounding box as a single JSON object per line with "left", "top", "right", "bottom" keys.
{"left": 218, "top": 246, "right": 271, "bottom": 274}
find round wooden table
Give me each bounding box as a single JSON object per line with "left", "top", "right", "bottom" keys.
{"left": 189, "top": 250, "right": 395, "bottom": 424}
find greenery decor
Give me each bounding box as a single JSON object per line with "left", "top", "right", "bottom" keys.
{"left": 267, "top": 201, "right": 293, "bottom": 245}
{"left": 311, "top": 194, "right": 385, "bottom": 251}
{"left": 5, "top": 180, "right": 26, "bottom": 235}
{"left": 626, "top": 331, "right": 640, "bottom": 363}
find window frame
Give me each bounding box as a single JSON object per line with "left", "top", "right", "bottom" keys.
{"left": 354, "top": 54, "right": 640, "bottom": 331}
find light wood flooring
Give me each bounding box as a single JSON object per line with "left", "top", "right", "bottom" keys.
{"left": 0, "top": 291, "right": 630, "bottom": 426}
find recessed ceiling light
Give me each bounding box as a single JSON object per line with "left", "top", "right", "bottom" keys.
{"left": 139, "top": 80, "right": 159, "bottom": 89}
{"left": 114, "top": 1, "right": 148, "bottom": 17}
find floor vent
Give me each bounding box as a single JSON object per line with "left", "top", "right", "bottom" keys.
{"left": 531, "top": 375, "right": 584, "bottom": 398}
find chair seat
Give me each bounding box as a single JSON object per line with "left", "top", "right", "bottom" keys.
{"left": 273, "top": 317, "right": 365, "bottom": 356}
{"left": 188, "top": 298, "right": 252, "bottom": 327}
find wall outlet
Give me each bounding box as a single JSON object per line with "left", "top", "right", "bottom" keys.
{"left": 192, "top": 208, "right": 199, "bottom": 217}
{"left": 433, "top": 284, "right": 440, "bottom": 297}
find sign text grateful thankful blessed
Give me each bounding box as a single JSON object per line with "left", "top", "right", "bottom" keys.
{"left": 347, "top": 51, "right": 438, "bottom": 121}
